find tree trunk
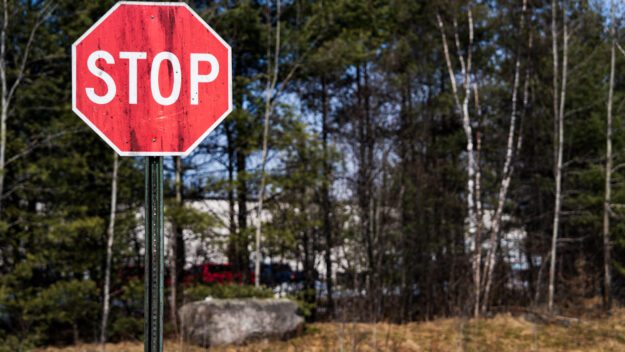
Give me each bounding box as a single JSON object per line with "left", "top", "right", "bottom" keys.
{"left": 474, "top": 131, "right": 482, "bottom": 318}
{"left": 603, "top": 0, "right": 616, "bottom": 312}
{"left": 169, "top": 156, "right": 184, "bottom": 335}
{"left": 436, "top": 9, "right": 477, "bottom": 315}
{"left": 473, "top": 78, "right": 485, "bottom": 318}
{"left": 236, "top": 144, "right": 249, "bottom": 277}
{"left": 549, "top": 0, "right": 568, "bottom": 313}
{"left": 73, "top": 324, "right": 80, "bottom": 346}
{"left": 357, "top": 62, "right": 376, "bottom": 317}
{"left": 481, "top": 0, "right": 527, "bottom": 313}
{"left": 321, "top": 77, "right": 334, "bottom": 317}
{"left": 100, "top": 152, "right": 118, "bottom": 348}
{"left": 0, "top": 0, "right": 8, "bottom": 217}
{"left": 226, "top": 122, "right": 237, "bottom": 264}
{"left": 254, "top": 0, "right": 281, "bottom": 288}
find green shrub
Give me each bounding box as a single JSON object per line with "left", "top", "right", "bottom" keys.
{"left": 27, "top": 279, "right": 99, "bottom": 344}
{"left": 110, "top": 316, "right": 143, "bottom": 341}
{"left": 119, "top": 278, "right": 144, "bottom": 311}
{"left": 287, "top": 289, "right": 316, "bottom": 318}
{"left": 0, "top": 335, "right": 36, "bottom": 352}
{"left": 184, "top": 284, "right": 273, "bottom": 303}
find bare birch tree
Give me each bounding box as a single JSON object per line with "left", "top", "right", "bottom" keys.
{"left": 0, "top": 0, "right": 53, "bottom": 215}
{"left": 602, "top": 0, "right": 616, "bottom": 312}
{"left": 255, "top": 0, "right": 281, "bottom": 287}
{"left": 100, "top": 153, "right": 118, "bottom": 349}
{"left": 473, "top": 93, "right": 483, "bottom": 318}
{"left": 548, "top": 0, "right": 568, "bottom": 313}
{"left": 481, "top": 0, "right": 528, "bottom": 313}
{"left": 436, "top": 8, "right": 478, "bottom": 314}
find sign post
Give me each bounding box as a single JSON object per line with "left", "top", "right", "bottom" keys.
{"left": 144, "top": 157, "right": 163, "bottom": 352}
{"left": 71, "top": 2, "right": 232, "bottom": 351}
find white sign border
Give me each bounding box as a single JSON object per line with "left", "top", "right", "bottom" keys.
{"left": 71, "top": 1, "right": 233, "bottom": 157}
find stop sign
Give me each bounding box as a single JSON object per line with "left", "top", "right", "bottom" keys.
{"left": 72, "top": 2, "right": 232, "bottom": 156}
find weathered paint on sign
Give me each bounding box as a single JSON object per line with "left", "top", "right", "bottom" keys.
{"left": 72, "top": 2, "right": 232, "bottom": 156}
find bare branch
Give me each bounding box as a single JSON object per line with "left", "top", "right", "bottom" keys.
{"left": 616, "top": 42, "right": 625, "bottom": 58}
{"left": 436, "top": 13, "right": 462, "bottom": 112}
{"left": 4, "top": 127, "right": 82, "bottom": 167}
{"left": 7, "top": 2, "right": 56, "bottom": 106}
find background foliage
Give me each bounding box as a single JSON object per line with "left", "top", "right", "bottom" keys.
{"left": 0, "top": 0, "right": 624, "bottom": 348}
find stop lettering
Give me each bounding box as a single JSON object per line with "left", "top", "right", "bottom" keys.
{"left": 85, "top": 51, "right": 219, "bottom": 106}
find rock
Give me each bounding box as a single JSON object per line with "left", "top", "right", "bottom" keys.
{"left": 179, "top": 298, "right": 304, "bottom": 347}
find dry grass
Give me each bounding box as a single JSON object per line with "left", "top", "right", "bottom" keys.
{"left": 36, "top": 309, "right": 625, "bottom": 352}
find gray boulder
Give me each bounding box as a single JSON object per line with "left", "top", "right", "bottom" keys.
{"left": 179, "top": 298, "right": 304, "bottom": 347}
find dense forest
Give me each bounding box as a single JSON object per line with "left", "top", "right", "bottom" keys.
{"left": 0, "top": 0, "right": 624, "bottom": 349}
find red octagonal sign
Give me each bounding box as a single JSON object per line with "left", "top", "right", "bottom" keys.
{"left": 72, "top": 2, "right": 232, "bottom": 156}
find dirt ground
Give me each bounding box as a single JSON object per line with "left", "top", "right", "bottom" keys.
{"left": 37, "top": 309, "right": 625, "bottom": 352}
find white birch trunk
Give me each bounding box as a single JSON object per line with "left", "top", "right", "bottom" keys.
{"left": 473, "top": 82, "right": 485, "bottom": 318}
{"left": 548, "top": 0, "right": 568, "bottom": 313}
{"left": 480, "top": 0, "right": 527, "bottom": 312}
{"left": 602, "top": 0, "right": 616, "bottom": 312}
{"left": 436, "top": 11, "right": 476, "bottom": 244}
{"left": 474, "top": 129, "right": 483, "bottom": 318}
{"left": 255, "top": 0, "right": 281, "bottom": 287}
{"left": 437, "top": 10, "right": 479, "bottom": 316}
{"left": 0, "top": 0, "right": 8, "bottom": 217}
{"left": 100, "top": 153, "right": 118, "bottom": 348}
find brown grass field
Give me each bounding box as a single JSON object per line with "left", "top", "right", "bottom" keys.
{"left": 36, "top": 309, "right": 625, "bottom": 352}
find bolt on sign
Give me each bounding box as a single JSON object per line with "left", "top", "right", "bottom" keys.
{"left": 72, "top": 1, "right": 232, "bottom": 156}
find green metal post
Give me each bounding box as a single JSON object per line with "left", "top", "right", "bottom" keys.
{"left": 144, "top": 157, "right": 164, "bottom": 352}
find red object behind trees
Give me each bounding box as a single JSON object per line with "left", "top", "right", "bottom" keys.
{"left": 201, "top": 262, "right": 243, "bottom": 284}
